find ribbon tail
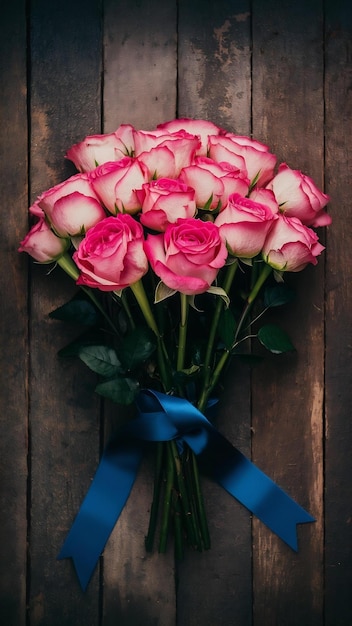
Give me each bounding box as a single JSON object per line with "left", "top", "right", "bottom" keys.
{"left": 57, "top": 437, "right": 144, "bottom": 590}
{"left": 194, "top": 432, "right": 315, "bottom": 551}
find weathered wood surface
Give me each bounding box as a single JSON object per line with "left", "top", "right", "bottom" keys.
{"left": 1, "top": 1, "right": 351, "bottom": 625}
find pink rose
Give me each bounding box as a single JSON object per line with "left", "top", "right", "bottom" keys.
{"left": 89, "top": 157, "right": 149, "bottom": 214}
{"left": 208, "top": 135, "right": 277, "bottom": 187}
{"left": 73, "top": 215, "right": 148, "bottom": 291}
{"left": 249, "top": 188, "right": 280, "bottom": 214}
{"left": 262, "top": 214, "right": 325, "bottom": 272}
{"left": 157, "top": 118, "right": 226, "bottom": 155}
{"left": 144, "top": 218, "right": 227, "bottom": 295}
{"left": 48, "top": 192, "right": 107, "bottom": 237}
{"left": 38, "top": 173, "right": 99, "bottom": 223}
{"left": 133, "top": 129, "right": 200, "bottom": 176}
{"left": 139, "top": 178, "right": 196, "bottom": 231}
{"left": 65, "top": 124, "right": 135, "bottom": 172}
{"left": 179, "top": 157, "right": 250, "bottom": 210}
{"left": 137, "top": 146, "right": 183, "bottom": 180}
{"left": 19, "top": 218, "right": 69, "bottom": 263}
{"left": 266, "top": 163, "right": 331, "bottom": 227}
{"left": 215, "top": 193, "right": 278, "bottom": 258}
{"left": 29, "top": 200, "right": 45, "bottom": 218}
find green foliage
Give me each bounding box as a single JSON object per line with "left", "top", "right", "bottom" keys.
{"left": 218, "top": 308, "right": 237, "bottom": 349}
{"left": 119, "top": 326, "right": 157, "bottom": 371}
{"left": 263, "top": 283, "right": 295, "bottom": 308}
{"left": 49, "top": 297, "right": 101, "bottom": 327}
{"left": 95, "top": 376, "right": 139, "bottom": 404}
{"left": 258, "top": 324, "right": 295, "bottom": 354}
{"left": 78, "top": 345, "right": 124, "bottom": 377}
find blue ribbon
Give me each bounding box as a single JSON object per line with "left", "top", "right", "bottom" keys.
{"left": 58, "top": 390, "right": 315, "bottom": 590}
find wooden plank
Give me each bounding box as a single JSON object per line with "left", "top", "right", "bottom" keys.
{"left": 28, "top": 1, "right": 103, "bottom": 624}
{"left": 178, "top": 0, "right": 252, "bottom": 135}
{"left": 251, "top": 1, "right": 325, "bottom": 624}
{"left": 103, "top": 0, "right": 178, "bottom": 131}
{"left": 177, "top": 2, "right": 253, "bottom": 624}
{"left": 0, "top": 3, "right": 28, "bottom": 625}
{"left": 102, "top": 1, "right": 178, "bottom": 624}
{"left": 324, "top": 3, "right": 352, "bottom": 624}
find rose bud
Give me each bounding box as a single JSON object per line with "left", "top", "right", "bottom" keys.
{"left": 266, "top": 163, "right": 331, "bottom": 227}
{"left": 262, "top": 214, "right": 325, "bottom": 272}
{"left": 19, "top": 218, "right": 69, "bottom": 263}
{"left": 215, "top": 193, "right": 278, "bottom": 258}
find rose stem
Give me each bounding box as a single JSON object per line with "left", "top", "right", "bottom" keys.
{"left": 177, "top": 293, "right": 188, "bottom": 372}
{"left": 129, "top": 279, "right": 173, "bottom": 392}
{"left": 158, "top": 443, "right": 175, "bottom": 553}
{"left": 120, "top": 290, "right": 136, "bottom": 330}
{"left": 197, "top": 261, "right": 238, "bottom": 414}
{"left": 57, "top": 254, "right": 120, "bottom": 336}
{"left": 175, "top": 293, "right": 209, "bottom": 548}
{"left": 199, "top": 263, "right": 273, "bottom": 411}
{"left": 234, "top": 263, "right": 272, "bottom": 338}
{"left": 169, "top": 440, "right": 201, "bottom": 550}
{"left": 145, "top": 442, "right": 164, "bottom": 552}
{"left": 190, "top": 451, "right": 211, "bottom": 549}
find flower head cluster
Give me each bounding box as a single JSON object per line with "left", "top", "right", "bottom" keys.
{"left": 19, "top": 118, "right": 331, "bottom": 292}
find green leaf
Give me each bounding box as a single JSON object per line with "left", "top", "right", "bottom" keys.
{"left": 95, "top": 376, "right": 139, "bottom": 404}
{"left": 49, "top": 298, "right": 100, "bottom": 327}
{"left": 119, "top": 326, "right": 157, "bottom": 370}
{"left": 218, "top": 308, "right": 237, "bottom": 349}
{"left": 78, "top": 345, "right": 125, "bottom": 377}
{"left": 263, "top": 284, "right": 295, "bottom": 308}
{"left": 258, "top": 324, "right": 295, "bottom": 354}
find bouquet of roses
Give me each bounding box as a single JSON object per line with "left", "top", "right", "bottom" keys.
{"left": 19, "top": 118, "right": 331, "bottom": 590}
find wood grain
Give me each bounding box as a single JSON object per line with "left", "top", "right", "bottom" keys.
{"left": 177, "top": 2, "right": 253, "bottom": 624}
{"left": 0, "top": 1, "right": 351, "bottom": 624}
{"left": 324, "top": 2, "right": 352, "bottom": 624}
{"left": 102, "top": 1, "right": 177, "bottom": 624}
{"left": 28, "top": 1, "right": 102, "bottom": 624}
{"left": 0, "top": 2, "right": 28, "bottom": 625}
{"left": 251, "top": 1, "right": 325, "bottom": 624}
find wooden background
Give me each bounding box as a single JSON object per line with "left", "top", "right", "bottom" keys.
{"left": 1, "top": 0, "right": 351, "bottom": 624}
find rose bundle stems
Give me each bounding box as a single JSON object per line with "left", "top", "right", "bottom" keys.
{"left": 129, "top": 278, "right": 210, "bottom": 554}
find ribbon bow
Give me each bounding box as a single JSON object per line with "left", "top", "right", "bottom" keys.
{"left": 58, "top": 390, "right": 314, "bottom": 590}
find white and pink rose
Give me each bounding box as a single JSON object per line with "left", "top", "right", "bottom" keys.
{"left": 73, "top": 214, "right": 148, "bottom": 291}
{"left": 266, "top": 163, "right": 331, "bottom": 227}
{"left": 139, "top": 178, "right": 196, "bottom": 231}
{"left": 262, "top": 214, "right": 325, "bottom": 272}
{"left": 215, "top": 193, "right": 278, "bottom": 258}
{"left": 144, "top": 218, "right": 227, "bottom": 295}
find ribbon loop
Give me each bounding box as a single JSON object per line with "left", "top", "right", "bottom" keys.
{"left": 58, "top": 390, "right": 315, "bottom": 590}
